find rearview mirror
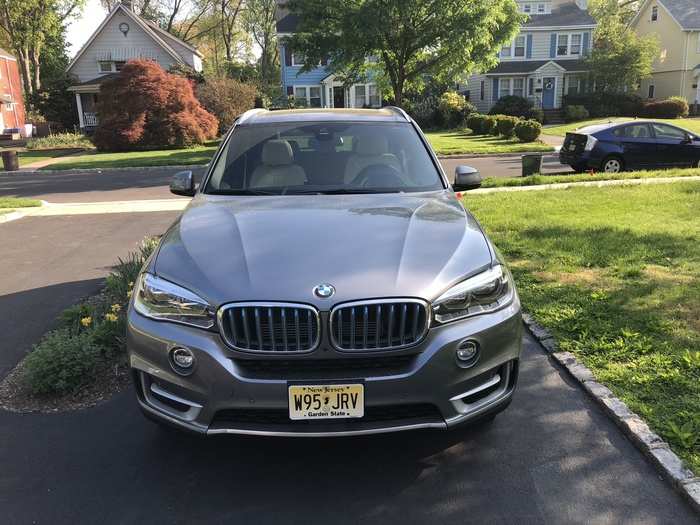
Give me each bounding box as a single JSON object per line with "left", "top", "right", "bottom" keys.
{"left": 170, "top": 171, "right": 195, "bottom": 197}
{"left": 453, "top": 165, "right": 482, "bottom": 192}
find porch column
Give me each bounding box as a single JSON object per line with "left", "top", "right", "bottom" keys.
{"left": 75, "top": 93, "right": 85, "bottom": 129}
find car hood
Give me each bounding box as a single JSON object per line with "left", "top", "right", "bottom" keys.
{"left": 153, "top": 191, "right": 493, "bottom": 310}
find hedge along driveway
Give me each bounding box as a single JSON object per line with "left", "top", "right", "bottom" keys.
{"left": 545, "top": 117, "right": 700, "bottom": 137}
{"left": 464, "top": 181, "right": 700, "bottom": 473}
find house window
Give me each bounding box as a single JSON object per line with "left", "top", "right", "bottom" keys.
{"left": 354, "top": 85, "right": 366, "bottom": 107}
{"left": 514, "top": 36, "right": 526, "bottom": 57}
{"left": 523, "top": 4, "right": 531, "bottom": 12}
{"left": 567, "top": 77, "right": 581, "bottom": 95}
{"left": 648, "top": 84, "right": 655, "bottom": 98}
{"left": 369, "top": 84, "right": 380, "bottom": 106}
{"left": 480, "top": 81, "right": 485, "bottom": 101}
{"left": 651, "top": 6, "right": 658, "bottom": 21}
{"left": 309, "top": 86, "right": 321, "bottom": 107}
{"left": 557, "top": 34, "right": 569, "bottom": 56}
{"left": 291, "top": 52, "right": 304, "bottom": 66}
{"left": 114, "top": 61, "right": 126, "bottom": 71}
{"left": 537, "top": 3, "right": 545, "bottom": 13}
{"left": 528, "top": 78, "right": 534, "bottom": 96}
{"left": 570, "top": 34, "right": 581, "bottom": 55}
{"left": 499, "top": 78, "right": 511, "bottom": 96}
{"left": 98, "top": 61, "right": 112, "bottom": 73}
{"left": 501, "top": 43, "right": 512, "bottom": 58}
{"left": 513, "top": 78, "right": 524, "bottom": 97}
{"left": 294, "top": 86, "right": 321, "bottom": 107}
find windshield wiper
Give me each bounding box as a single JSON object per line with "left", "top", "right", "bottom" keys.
{"left": 289, "top": 188, "right": 402, "bottom": 195}
{"left": 208, "top": 189, "right": 279, "bottom": 196}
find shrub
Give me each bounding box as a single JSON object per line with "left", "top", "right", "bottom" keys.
{"left": 466, "top": 113, "right": 487, "bottom": 134}
{"left": 26, "top": 132, "right": 94, "bottom": 151}
{"left": 404, "top": 96, "right": 439, "bottom": 129}
{"left": 514, "top": 119, "right": 542, "bottom": 142}
{"left": 563, "top": 93, "right": 644, "bottom": 117}
{"left": 495, "top": 115, "right": 519, "bottom": 138}
{"left": 527, "top": 108, "right": 544, "bottom": 123}
{"left": 437, "top": 91, "right": 468, "bottom": 128}
{"left": 24, "top": 329, "right": 102, "bottom": 395}
{"left": 564, "top": 105, "right": 590, "bottom": 122}
{"left": 490, "top": 95, "right": 534, "bottom": 118}
{"left": 481, "top": 115, "right": 497, "bottom": 135}
{"left": 197, "top": 77, "right": 258, "bottom": 132}
{"left": 93, "top": 60, "right": 218, "bottom": 152}
{"left": 642, "top": 97, "right": 689, "bottom": 119}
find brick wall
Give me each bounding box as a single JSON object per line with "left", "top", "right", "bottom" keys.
{"left": 0, "top": 54, "right": 26, "bottom": 131}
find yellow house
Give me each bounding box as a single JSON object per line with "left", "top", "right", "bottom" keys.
{"left": 629, "top": 0, "right": 700, "bottom": 104}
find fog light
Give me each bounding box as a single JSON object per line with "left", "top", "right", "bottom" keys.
{"left": 170, "top": 347, "right": 195, "bottom": 374}
{"left": 456, "top": 340, "right": 479, "bottom": 367}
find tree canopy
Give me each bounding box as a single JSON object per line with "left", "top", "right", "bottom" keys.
{"left": 286, "top": 0, "right": 523, "bottom": 105}
{"left": 585, "top": 0, "right": 658, "bottom": 93}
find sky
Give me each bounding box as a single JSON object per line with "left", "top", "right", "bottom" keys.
{"left": 66, "top": 0, "right": 106, "bottom": 58}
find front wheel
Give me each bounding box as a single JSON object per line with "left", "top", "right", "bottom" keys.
{"left": 601, "top": 156, "right": 624, "bottom": 173}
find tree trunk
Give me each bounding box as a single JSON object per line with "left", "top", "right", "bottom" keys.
{"left": 16, "top": 49, "right": 32, "bottom": 95}
{"left": 30, "top": 47, "right": 41, "bottom": 93}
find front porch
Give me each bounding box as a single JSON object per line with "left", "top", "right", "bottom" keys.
{"left": 67, "top": 73, "right": 121, "bottom": 131}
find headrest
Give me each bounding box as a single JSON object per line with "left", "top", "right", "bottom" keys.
{"left": 354, "top": 135, "right": 389, "bottom": 156}
{"left": 262, "top": 140, "right": 294, "bottom": 166}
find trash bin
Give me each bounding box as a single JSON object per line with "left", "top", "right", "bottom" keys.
{"left": 521, "top": 154, "right": 543, "bottom": 177}
{"left": 1, "top": 150, "right": 19, "bottom": 171}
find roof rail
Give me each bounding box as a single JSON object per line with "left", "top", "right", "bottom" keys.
{"left": 385, "top": 106, "right": 411, "bottom": 121}
{"left": 237, "top": 108, "right": 268, "bottom": 124}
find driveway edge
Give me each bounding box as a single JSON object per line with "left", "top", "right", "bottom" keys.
{"left": 0, "top": 164, "right": 209, "bottom": 176}
{"left": 0, "top": 210, "right": 27, "bottom": 224}
{"left": 522, "top": 313, "right": 700, "bottom": 515}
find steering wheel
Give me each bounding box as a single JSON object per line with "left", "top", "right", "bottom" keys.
{"left": 351, "top": 164, "right": 404, "bottom": 188}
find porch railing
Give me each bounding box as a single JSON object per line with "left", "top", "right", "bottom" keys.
{"left": 84, "top": 112, "right": 98, "bottom": 127}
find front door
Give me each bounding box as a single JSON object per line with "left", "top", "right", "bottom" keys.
{"left": 333, "top": 86, "right": 345, "bottom": 108}
{"left": 542, "top": 77, "right": 556, "bottom": 109}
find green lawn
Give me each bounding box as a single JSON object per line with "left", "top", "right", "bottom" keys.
{"left": 426, "top": 130, "right": 553, "bottom": 155}
{"left": 0, "top": 196, "right": 42, "bottom": 214}
{"left": 481, "top": 167, "right": 700, "bottom": 188}
{"left": 17, "top": 150, "right": 74, "bottom": 167}
{"left": 465, "top": 182, "right": 700, "bottom": 473}
{"left": 544, "top": 117, "right": 700, "bottom": 137}
{"left": 40, "top": 143, "right": 219, "bottom": 171}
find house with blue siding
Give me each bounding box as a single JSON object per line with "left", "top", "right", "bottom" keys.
{"left": 467, "top": 0, "right": 595, "bottom": 117}
{"left": 275, "top": 3, "right": 381, "bottom": 108}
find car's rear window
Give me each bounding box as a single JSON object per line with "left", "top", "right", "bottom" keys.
{"left": 204, "top": 121, "right": 444, "bottom": 195}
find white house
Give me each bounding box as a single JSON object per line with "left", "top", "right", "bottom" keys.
{"left": 67, "top": 1, "right": 203, "bottom": 131}
{"left": 466, "top": 0, "right": 595, "bottom": 119}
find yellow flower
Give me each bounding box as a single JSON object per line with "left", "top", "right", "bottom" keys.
{"left": 80, "top": 316, "right": 92, "bottom": 327}
{"left": 127, "top": 290, "right": 133, "bottom": 298}
{"left": 128, "top": 281, "right": 134, "bottom": 289}
{"left": 111, "top": 304, "right": 122, "bottom": 313}
{"left": 104, "top": 313, "right": 118, "bottom": 322}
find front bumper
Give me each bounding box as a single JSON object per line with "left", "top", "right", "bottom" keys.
{"left": 127, "top": 299, "right": 522, "bottom": 437}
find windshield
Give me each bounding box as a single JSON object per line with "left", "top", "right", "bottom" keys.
{"left": 204, "top": 121, "right": 444, "bottom": 195}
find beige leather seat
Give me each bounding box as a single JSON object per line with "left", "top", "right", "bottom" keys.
{"left": 249, "top": 140, "right": 307, "bottom": 188}
{"left": 344, "top": 135, "right": 402, "bottom": 184}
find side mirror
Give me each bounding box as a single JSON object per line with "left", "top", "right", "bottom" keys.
{"left": 453, "top": 165, "right": 482, "bottom": 192}
{"left": 170, "top": 170, "right": 195, "bottom": 197}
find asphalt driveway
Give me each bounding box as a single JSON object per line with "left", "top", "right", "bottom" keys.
{"left": 0, "top": 209, "right": 697, "bottom": 523}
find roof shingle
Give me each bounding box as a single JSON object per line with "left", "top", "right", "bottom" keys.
{"left": 524, "top": 3, "right": 595, "bottom": 28}
{"left": 658, "top": 0, "right": 700, "bottom": 30}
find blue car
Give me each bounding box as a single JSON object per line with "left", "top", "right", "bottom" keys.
{"left": 559, "top": 120, "right": 700, "bottom": 173}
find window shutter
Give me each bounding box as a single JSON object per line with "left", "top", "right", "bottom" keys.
{"left": 284, "top": 45, "right": 292, "bottom": 67}
{"left": 550, "top": 33, "right": 557, "bottom": 58}
{"left": 287, "top": 86, "right": 294, "bottom": 96}
{"left": 526, "top": 34, "right": 533, "bottom": 59}
{"left": 321, "top": 57, "right": 328, "bottom": 66}
{"left": 582, "top": 32, "right": 590, "bottom": 56}
{"left": 493, "top": 78, "right": 499, "bottom": 102}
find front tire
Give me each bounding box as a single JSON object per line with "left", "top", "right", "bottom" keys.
{"left": 601, "top": 156, "right": 624, "bottom": 173}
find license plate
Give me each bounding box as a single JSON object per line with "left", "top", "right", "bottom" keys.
{"left": 288, "top": 384, "right": 364, "bottom": 420}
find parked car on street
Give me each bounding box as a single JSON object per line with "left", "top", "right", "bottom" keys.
{"left": 559, "top": 120, "right": 700, "bottom": 173}
{"left": 127, "top": 107, "right": 522, "bottom": 436}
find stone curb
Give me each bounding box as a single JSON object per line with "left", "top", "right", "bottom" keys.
{"left": 522, "top": 312, "right": 700, "bottom": 514}
{"left": 0, "top": 164, "right": 209, "bottom": 176}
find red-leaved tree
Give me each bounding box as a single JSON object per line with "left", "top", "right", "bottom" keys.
{"left": 93, "top": 60, "right": 218, "bottom": 151}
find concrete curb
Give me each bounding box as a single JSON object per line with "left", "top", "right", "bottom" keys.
{"left": 0, "top": 210, "right": 26, "bottom": 224}
{"left": 0, "top": 164, "right": 208, "bottom": 176}
{"left": 471, "top": 175, "right": 700, "bottom": 194}
{"left": 436, "top": 150, "right": 555, "bottom": 159}
{"left": 522, "top": 313, "right": 700, "bottom": 515}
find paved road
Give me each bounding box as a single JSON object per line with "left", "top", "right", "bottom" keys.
{"left": 0, "top": 155, "right": 571, "bottom": 203}
{"left": 0, "top": 208, "right": 697, "bottom": 523}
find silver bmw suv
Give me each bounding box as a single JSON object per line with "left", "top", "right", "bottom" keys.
{"left": 127, "top": 107, "right": 522, "bottom": 436}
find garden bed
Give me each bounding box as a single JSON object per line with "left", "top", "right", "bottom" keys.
{"left": 0, "top": 238, "right": 158, "bottom": 412}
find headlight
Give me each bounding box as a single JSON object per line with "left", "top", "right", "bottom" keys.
{"left": 133, "top": 273, "right": 215, "bottom": 329}
{"left": 432, "top": 265, "right": 513, "bottom": 324}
